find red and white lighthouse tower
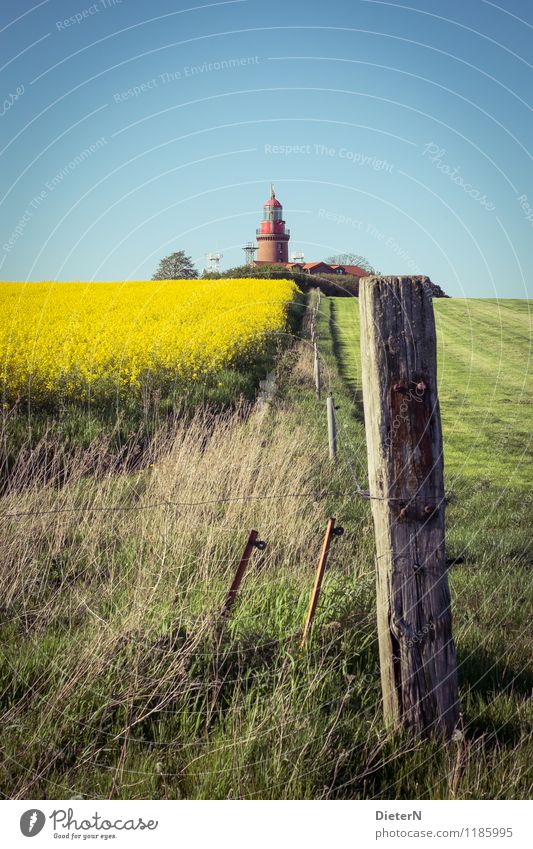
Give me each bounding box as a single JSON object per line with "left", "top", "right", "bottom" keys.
{"left": 255, "top": 185, "right": 290, "bottom": 263}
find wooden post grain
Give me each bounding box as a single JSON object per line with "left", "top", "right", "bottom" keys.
{"left": 359, "top": 276, "right": 459, "bottom": 739}
{"left": 327, "top": 394, "right": 337, "bottom": 460}
{"left": 314, "top": 342, "right": 321, "bottom": 399}
{"left": 300, "top": 517, "right": 336, "bottom": 648}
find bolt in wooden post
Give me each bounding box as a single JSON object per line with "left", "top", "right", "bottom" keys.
{"left": 359, "top": 276, "right": 459, "bottom": 739}
{"left": 314, "top": 341, "right": 321, "bottom": 399}
{"left": 221, "top": 529, "right": 259, "bottom": 617}
{"left": 300, "top": 517, "right": 336, "bottom": 648}
{"left": 327, "top": 394, "right": 337, "bottom": 460}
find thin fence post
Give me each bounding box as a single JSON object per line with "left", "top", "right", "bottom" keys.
{"left": 327, "top": 394, "right": 337, "bottom": 460}
{"left": 314, "top": 342, "right": 321, "bottom": 399}
{"left": 359, "top": 275, "right": 459, "bottom": 739}
{"left": 221, "top": 530, "right": 265, "bottom": 617}
{"left": 300, "top": 517, "right": 337, "bottom": 648}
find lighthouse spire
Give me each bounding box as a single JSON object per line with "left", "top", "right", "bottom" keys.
{"left": 270, "top": 182, "right": 275, "bottom": 199}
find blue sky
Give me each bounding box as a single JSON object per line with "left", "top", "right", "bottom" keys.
{"left": 1, "top": 0, "right": 532, "bottom": 296}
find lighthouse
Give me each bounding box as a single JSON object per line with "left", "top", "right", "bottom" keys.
{"left": 255, "top": 185, "right": 290, "bottom": 263}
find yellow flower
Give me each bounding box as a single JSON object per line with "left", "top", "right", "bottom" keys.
{"left": 0, "top": 278, "right": 298, "bottom": 403}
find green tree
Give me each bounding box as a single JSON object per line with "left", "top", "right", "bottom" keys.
{"left": 326, "top": 253, "right": 376, "bottom": 273}
{"left": 152, "top": 251, "right": 198, "bottom": 280}
{"left": 219, "top": 263, "right": 293, "bottom": 278}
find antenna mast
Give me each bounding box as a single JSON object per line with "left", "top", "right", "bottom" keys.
{"left": 242, "top": 241, "right": 258, "bottom": 267}
{"left": 205, "top": 252, "right": 222, "bottom": 273}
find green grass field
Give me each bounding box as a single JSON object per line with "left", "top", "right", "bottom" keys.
{"left": 326, "top": 295, "right": 532, "bottom": 790}
{"left": 0, "top": 294, "right": 531, "bottom": 800}
{"left": 328, "top": 297, "right": 532, "bottom": 555}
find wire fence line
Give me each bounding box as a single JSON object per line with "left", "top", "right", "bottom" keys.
{"left": 0, "top": 484, "right": 452, "bottom": 521}
{"left": 0, "top": 487, "right": 349, "bottom": 520}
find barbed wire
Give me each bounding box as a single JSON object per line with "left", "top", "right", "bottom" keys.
{"left": 0, "top": 487, "right": 338, "bottom": 520}
{"left": 0, "top": 484, "right": 452, "bottom": 521}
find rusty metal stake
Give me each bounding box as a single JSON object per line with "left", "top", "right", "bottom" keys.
{"left": 221, "top": 530, "right": 265, "bottom": 617}
{"left": 300, "top": 517, "right": 337, "bottom": 649}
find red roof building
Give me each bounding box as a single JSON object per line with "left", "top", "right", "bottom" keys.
{"left": 254, "top": 259, "right": 368, "bottom": 277}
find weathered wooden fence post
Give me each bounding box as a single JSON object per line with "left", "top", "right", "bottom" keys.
{"left": 326, "top": 394, "right": 337, "bottom": 460}
{"left": 313, "top": 341, "right": 321, "bottom": 399}
{"left": 359, "top": 276, "right": 459, "bottom": 739}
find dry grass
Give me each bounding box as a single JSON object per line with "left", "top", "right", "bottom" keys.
{"left": 1, "top": 298, "right": 531, "bottom": 800}
{"left": 1, "top": 341, "right": 372, "bottom": 798}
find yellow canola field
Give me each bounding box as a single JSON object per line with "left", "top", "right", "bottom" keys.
{"left": 0, "top": 278, "right": 298, "bottom": 402}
